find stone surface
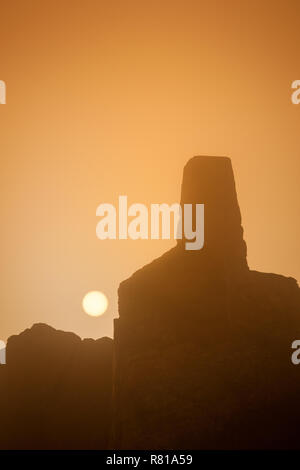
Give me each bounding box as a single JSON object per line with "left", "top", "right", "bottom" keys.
{"left": 0, "top": 323, "right": 113, "bottom": 449}
{"left": 112, "top": 156, "right": 300, "bottom": 449}
{"left": 1, "top": 156, "right": 300, "bottom": 450}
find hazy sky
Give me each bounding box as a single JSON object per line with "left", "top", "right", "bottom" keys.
{"left": 1, "top": 0, "right": 300, "bottom": 342}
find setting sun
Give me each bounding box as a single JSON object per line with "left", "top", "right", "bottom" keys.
{"left": 82, "top": 291, "right": 108, "bottom": 317}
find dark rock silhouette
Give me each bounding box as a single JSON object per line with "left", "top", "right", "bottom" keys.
{"left": 0, "top": 324, "right": 113, "bottom": 449}
{"left": 1, "top": 156, "right": 300, "bottom": 449}
{"left": 112, "top": 156, "right": 300, "bottom": 449}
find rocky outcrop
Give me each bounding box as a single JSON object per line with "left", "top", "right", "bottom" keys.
{"left": 0, "top": 324, "right": 113, "bottom": 449}
{"left": 1, "top": 156, "right": 299, "bottom": 450}
{"left": 112, "top": 156, "right": 300, "bottom": 449}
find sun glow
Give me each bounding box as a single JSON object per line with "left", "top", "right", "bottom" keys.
{"left": 82, "top": 291, "right": 108, "bottom": 317}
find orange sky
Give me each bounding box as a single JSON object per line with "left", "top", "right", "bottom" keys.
{"left": 0, "top": 0, "right": 300, "bottom": 341}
